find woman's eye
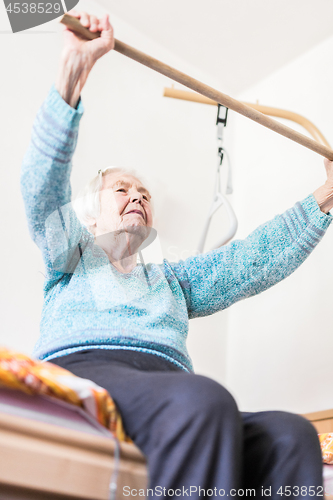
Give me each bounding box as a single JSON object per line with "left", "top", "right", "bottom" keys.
{"left": 116, "top": 188, "right": 126, "bottom": 193}
{"left": 143, "top": 195, "right": 149, "bottom": 201}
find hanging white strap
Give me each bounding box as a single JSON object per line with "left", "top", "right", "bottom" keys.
{"left": 197, "top": 153, "right": 238, "bottom": 254}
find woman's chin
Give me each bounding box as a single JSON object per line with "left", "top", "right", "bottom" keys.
{"left": 125, "top": 223, "right": 151, "bottom": 238}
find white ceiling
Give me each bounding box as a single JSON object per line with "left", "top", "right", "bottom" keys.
{"left": 101, "top": 0, "right": 333, "bottom": 95}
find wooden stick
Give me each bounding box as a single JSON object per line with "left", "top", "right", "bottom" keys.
{"left": 60, "top": 14, "right": 333, "bottom": 161}
{"left": 164, "top": 87, "right": 331, "bottom": 148}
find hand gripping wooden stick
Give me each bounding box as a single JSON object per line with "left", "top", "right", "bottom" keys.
{"left": 60, "top": 14, "right": 333, "bottom": 161}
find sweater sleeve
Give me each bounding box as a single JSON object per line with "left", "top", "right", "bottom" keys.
{"left": 20, "top": 85, "right": 92, "bottom": 291}
{"left": 168, "top": 195, "right": 332, "bottom": 319}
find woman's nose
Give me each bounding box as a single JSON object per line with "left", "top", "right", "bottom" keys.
{"left": 130, "top": 191, "right": 143, "bottom": 203}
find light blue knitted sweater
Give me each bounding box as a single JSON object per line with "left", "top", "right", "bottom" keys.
{"left": 21, "top": 85, "right": 332, "bottom": 372}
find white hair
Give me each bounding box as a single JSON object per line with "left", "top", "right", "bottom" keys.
{"left": 73, "top": 166, "right": 153, "bottom": 234}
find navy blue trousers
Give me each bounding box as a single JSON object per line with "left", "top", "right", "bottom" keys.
{"left": 52, "top": 350, "right": 323, "bottom": 499}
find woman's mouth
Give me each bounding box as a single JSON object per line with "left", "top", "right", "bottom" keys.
{"left": 124, "top": 210, "right": 145, "bottom": 219}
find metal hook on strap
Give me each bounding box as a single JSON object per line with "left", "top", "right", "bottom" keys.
{"left": 197, "top": 106, "right": 238, "bottom": 254}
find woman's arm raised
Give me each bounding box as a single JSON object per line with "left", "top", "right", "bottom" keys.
{"left": 20, "top": 12, "right": 114, "bottom": 290}
{"left": 56, "top": 11, "right": 114, "bottom": 108}
{"left": 168, "top": 189, "right": 333, "bottom": 319}
{"left": 168, "top": 159, "right": 333, "bottom": 318}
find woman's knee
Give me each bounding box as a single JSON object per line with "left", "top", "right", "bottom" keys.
{"left": 169, "top": 374, "right": 239, "bottom": 420}
{"left": 259, "top": 411, "right": 321, "bottom": 454}
{"left": 137, "top": 374, "right": 241, "bottom": 456}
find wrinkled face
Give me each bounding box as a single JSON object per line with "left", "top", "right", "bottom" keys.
{"left": 91, "top": 172, "right": 153, "bottom": 237}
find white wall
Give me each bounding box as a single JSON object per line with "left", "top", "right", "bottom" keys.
{"left": 226, "top": 36, "right": 333, "bottom": 413}
{"left": 0, "top": 0, "right": 231, "bottom": 383}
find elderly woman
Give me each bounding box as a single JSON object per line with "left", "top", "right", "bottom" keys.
{"left": 21, "top": 11, "right": 333, "bottom": 500}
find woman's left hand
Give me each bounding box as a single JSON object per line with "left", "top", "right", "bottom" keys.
{"left": 313, "top": 158, "right": 333, "bottom": 214}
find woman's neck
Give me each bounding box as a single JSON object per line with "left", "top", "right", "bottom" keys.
{"left": 94, "top": 230, "right": 140, "bottom": 274}
{"left": 111, "top": 254, "right": 138, "bottom": 274}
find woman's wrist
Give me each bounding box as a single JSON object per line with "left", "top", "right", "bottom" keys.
{"left": 313, "top": 183, "right": 333, "bottom": 214}
{"left": 55, "top": 50, "right": 95, "bottom": 108}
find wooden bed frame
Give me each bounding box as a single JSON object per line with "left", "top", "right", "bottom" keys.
{"left": 0, "top": 410, "right": 147, "bottom": 499}
{"left": 304, "top": 409, "right": 333, "bottom": 434}
{"left": 0, "top": 405, "right": 332, "bottom": 499}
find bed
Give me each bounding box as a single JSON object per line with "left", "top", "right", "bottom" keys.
{"left": 0, "top": 387, "right": 147, "bottom": 499}
{"left": 1, "top": 385, "right": 333, "bottom": 499}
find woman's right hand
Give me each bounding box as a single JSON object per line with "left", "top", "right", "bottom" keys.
{"left": 313, "top": 158, "right": 333, "bottom": 214}
{"left": 62, "top": 11, "right": 114, "bottom": 65}
{"left": 56, "top": 11, "right": 114, "bottom": 108}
